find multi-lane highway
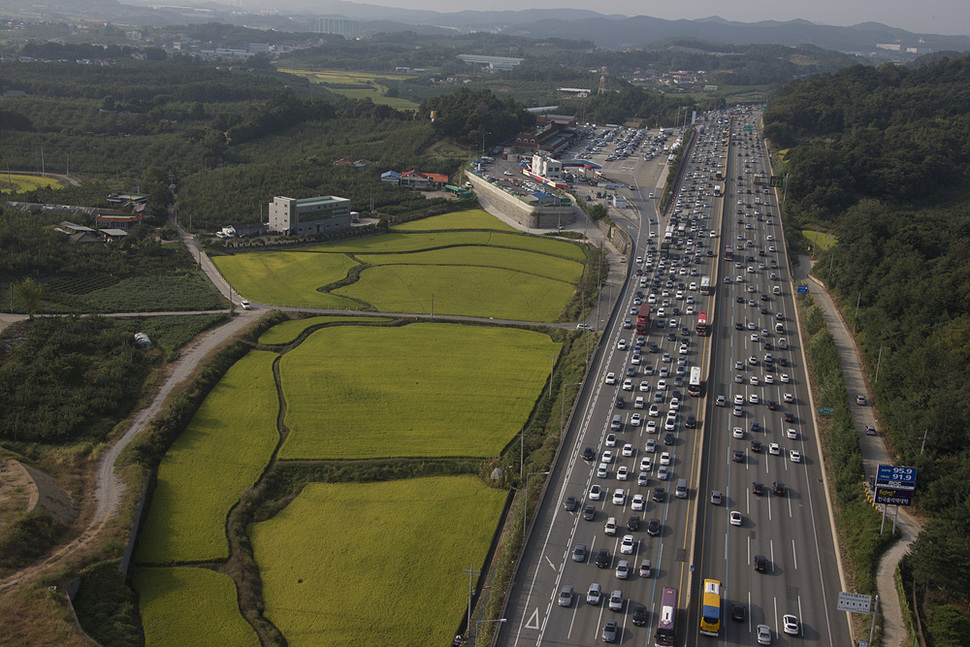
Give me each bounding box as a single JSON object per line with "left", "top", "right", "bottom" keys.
{"left": 497, "top": 110, "right": 852, "bottom": 647}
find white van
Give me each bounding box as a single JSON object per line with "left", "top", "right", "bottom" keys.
{"left": 676, "top": 478, "right": 688, "bottom": 499}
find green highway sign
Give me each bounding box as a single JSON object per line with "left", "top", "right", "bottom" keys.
{"left": 817, "top": 407, "right": 833, "bottom": 415}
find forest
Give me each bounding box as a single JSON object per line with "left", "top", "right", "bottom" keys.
{"left": 763, "top": 53, "right": 970, "bottom": 644}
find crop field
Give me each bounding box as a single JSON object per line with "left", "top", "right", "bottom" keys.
{"left": 362, "top": 246, "right": 584, "bottom": 283}
{"left": 803, "top": 229, "right": 838, "bottom": 251}
{"left": 278, "top": 323, "right": 559, "bottom": 459}
{"left": 0, "top": 172, "right": 66, "bottom": 193}
{"left": 335, "top": 263, "right": 573, "bottom": 320}
{"left": 112, "top": 313, "right": 230, "bottom": 351}
{"left": 133, "top": 566, "right": 260, "bottom": 647}
{"left": 216, "top": 219, "right": 586, "bottom": 316}
{"left": 391, "top": 208, "right": 517, "bottom": 232}
{"left": 257, "top": 315, "right": 390, "bottom": 346}
{"left": 135, "top": 351, "right": 280, "bottom": 563}
{"left": 251, "top": 476, "right": 506, "bottom": 647}
{"left": 213, "top": 251, "right": 360, "bottom": 309}
{"left": 276, "top": 68, "right": 420, "bottom": 110}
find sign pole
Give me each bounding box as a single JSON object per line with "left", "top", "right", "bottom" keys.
{"left": 892, "top": 505, "right": 899, "bottom": 534}
{"left": 880, "top": 504, "right": 887, "bottom": 535}
{"left": 869, "top": 595, "right": 879, "bottom": 645}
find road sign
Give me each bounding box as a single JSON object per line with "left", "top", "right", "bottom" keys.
{"left": 817, "top": 406, "right": 833, "bottom": 415}
{"left": 797, "top": 285, "right": 809, "bottom": 294}
{"left": 875, "top": 487, "right": 914, "bottom": 506}
{"left": 838, "top": 591, "right": 873, "bottom": 614}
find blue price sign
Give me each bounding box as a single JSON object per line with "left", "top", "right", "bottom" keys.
{"left": 797, "top": 285, "right": 809, "bottom": 294}
{"left": 877, "top": 465, "right": 917, "bottom": 485}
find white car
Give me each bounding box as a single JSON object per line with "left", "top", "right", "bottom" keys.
{"left": 612, "top": 489, "right": 627, "bottom": 505}
{"left": 606, "top": 434, "right": 617, "bottom": 447}
{"left": 605, "top": 372, "right": 617, "bottom": 385}
{"left": 622, "top": 443, "right": 635, "bottom": 457}
{"left": 734, "top": 394, "right": 744, "bottom": 405}
{"left": 648, "top": 404, "right": 660, "bottom": 417}
{"left": 640, "top": 456, "right": 652, "bottom": 471}
{"left": 657, "top": 466, "right": 669, "bottom": 480}
{"left": 769, "top": 443, "right": 781, "bottom": 455}
{"left": 630, "top": 413, "right": 642, "bottom": 426}
{"left": 617, "top": 466, "right": 629, "bottom": 480}
{"left": 631, "top": 495, "right": 646, "bottom": 512}
{"left": 590, "top": 484, "right": 603, "bottom": 500}
{"left": 780, "top": 373, "right": 791, "bottom": 383}
{"left": 669, "top": 397, "right": 681, "bottom": 411}
{"left": 749, "top": 393, "right": 760, "bottom": 404}
{"left": 789, "top": 449, "right": 802, "bottom": 463}
{"left": 786, "top": 428, "right": 798, "bottom": 439}
{"left": 602, "top": 450, "right": 614, "bottom": 463}
{"left": 783, "top": 615, "right": 800, "bottom": 636}
{"left": 764, "top": 374, "right": 774, "bottom": 384}
{"left": 679, "top": 343, "right": 689, "bottom": 354}
{"left": 657, "top": 379, "right": 667, "bottom": 391}
{"left": 730, "top": 510, "right": 742, "bottom": 526}
{"left": 750, "top": 333, "right": 760, "bottom": 342}
{"left": 645, "top": 438, "right": 656, "bottom": 453}
{"left": 617, "top": 339, "right": 627, "bottom": 350}
{"left": 623, "top": 379, "right": 634, "bottom": 391}
{"left": 660, "top": 452, "right": 671, "bottom": 466}
{"left": 639, "top": 381, "right": 651, "bottom": 392}
{"left": 620, "top": 534, "right": 637, "bottom": 554}
{"left": 733, "top": 427, "right": 744, "bottom": 439}
{"left": 783, "top": 392, "right": 794, "bottom": 403}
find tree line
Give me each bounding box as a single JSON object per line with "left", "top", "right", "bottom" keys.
{"left": 763, "top": 53, "right": 970, "bottom": 644}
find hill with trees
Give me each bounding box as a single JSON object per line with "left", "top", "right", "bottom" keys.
{"left": 763, "top": 53, "right": 970, "bottom": 644}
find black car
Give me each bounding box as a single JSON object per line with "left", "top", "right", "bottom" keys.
{"left": 595, "top": 548, "right": 611, "bottom": 568}
{"left": 752, "top": 481, "right": 766, "bottom": 495}
{"left": 751, "top": 441, "right": 763, "bottom": 453}
{"left": 564, "top": 496, "right": 578, "bottom": 511}
{"left": 583, "top": 447, "right": 596, "bottom": 461}
{"left": 632, "top": 604, "right": 648, "bottom": 627}
{"left": 685, "top": 415, "right": 696, "bottom": 429}
{"left": 616, "top": 396, "right": 625, "bottom": 409}
{"left": 766, "top": 400, "right": 777, "bottom": 411}
{"left": 754, "top": 554, "right": 769, "bottom": 573}
{"left": 652, "top": 486, "right": 665, "bottom": 503}
{"left": 663, "top": 431, "right": 675, "bottom": 446}
{"left": 681, "top": 326, "right": 691, "bottom": 337}
{"left": 602, "top": 620, "right": 619, "bottom": 643}
{"left": 732, "top": 449, "right": 745, "bottom": 462}
{"left": 736, "top": 295, "right": 745, "bottom": 303}
{"left": 584, "top": 505, "right": 597, "bottom": 521}
{"left": 667, "top": 331, "right": 677, "bottom": 342}
{"left": 648, "top": 343, "right": 659, "bottom": 353}
{"left": 735, "top": 322, "right": 744, "bottom": 330}
{"left": 647, "top": 518, "right": 661, "bottom": 536}
{"left": 732, "top": 603, "right": 747, "bottom": 622}
{"left": 784, "top": 412, "right": 796, "bottom": 423}
{"left": 760, "top": 307, "right": 770, "bottom": 315}
{"left": 773, "top": 481, "right": 786, "bottom": 496}
{"left": 763, "top": 342, "right": 773, "bottom": 351}
{"left": 627, "top": 515, "right": 641, "bottom": 531}
{"left": 778, "top": 357, "right": 789, "bottom": 367}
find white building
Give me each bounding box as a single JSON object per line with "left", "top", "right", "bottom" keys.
{"left": 531, "top": 154, "right": 563, "bottom": 180}
{"left": 268, "top": 195, "right": 352, "bottom": 235}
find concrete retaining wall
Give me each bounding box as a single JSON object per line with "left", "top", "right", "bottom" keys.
{"left": 466, "top": 174, "right": 579, "bottom": 230}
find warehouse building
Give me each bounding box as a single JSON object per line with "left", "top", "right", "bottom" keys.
{"left": 268, "top": 195, "right": 352, "bottom": 235}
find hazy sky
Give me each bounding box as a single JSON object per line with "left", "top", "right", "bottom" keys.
{"left": 362, "top": 0, "right": 970, "bottom": 36}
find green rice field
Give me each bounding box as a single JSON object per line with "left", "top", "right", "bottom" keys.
{"left": 335, "top": 264, "right": 574, "bottom": 320}
{"left": 391, "top": 208, "right": 517, "bottom": 232}
{"left": 213, "top": 214, "right": 586, "bottom": 317}
{"left": 257, "top": 315, "right": 391, "bottom": 346}
{"left": 135, "top": 351, "right": 280, "bottom": 563}
{"left": 251, "top": 476, "right": 506, "bottom": 647}
{"left": 278, "top": 323, "right": 559, "bottom": 459}
{"left": 212, "top": 250, "right": 360, "bottom": 309}
{"left": 361, "top": 246, "right": 584, "bottom": 283}
{"left": 133, "top": 567, "right": 260, "bottom": 647}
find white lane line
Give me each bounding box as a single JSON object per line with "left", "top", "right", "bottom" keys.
{"left": 792, "top": 538, "right": 798, "bottom": 570}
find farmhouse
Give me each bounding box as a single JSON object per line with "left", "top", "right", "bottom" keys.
{"left": 268, "top": 195, "right": 352, "bottom": 236}
{"left": 95, "top": 210, "right": 144, "bottom": 231}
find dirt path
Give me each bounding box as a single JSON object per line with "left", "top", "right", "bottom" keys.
{"left": 795, "top": 256, "right": 920, "bottom": 647}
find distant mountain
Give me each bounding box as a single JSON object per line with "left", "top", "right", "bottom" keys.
{"left": 4, "top": 0, "right": 970, "bottom": 55}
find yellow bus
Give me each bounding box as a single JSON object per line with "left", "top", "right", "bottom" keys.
{"left": 699, "top": 578, "right": 721, "bottom": 636}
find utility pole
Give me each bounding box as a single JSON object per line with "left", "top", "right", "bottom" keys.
{"left": 920, "top": 429, "right": 929, "bottom": 455}
{"left": 463, "top": 559, "right": 480, "bottom": 641}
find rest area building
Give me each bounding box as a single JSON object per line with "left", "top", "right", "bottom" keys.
{"left": 268, "top": 195, "right": 351, "bottom": 235}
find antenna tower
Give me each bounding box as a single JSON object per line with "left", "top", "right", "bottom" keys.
{"left": 598, "top": 66, "right": 607, "bottom": 94}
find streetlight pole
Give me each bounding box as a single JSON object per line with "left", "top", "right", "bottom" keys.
{"left": 475, "top": 618, "right": 507, "bottom": 647}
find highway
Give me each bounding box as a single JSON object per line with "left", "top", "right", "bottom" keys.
{"left": 497, "top": 111, "right": 852, "bottom": 647}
